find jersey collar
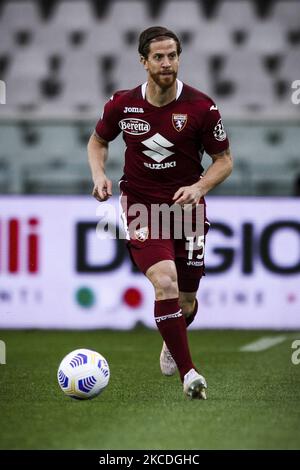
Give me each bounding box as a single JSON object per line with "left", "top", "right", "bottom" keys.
{"left": 141, "top": 79, "right": 183, "bottom": 101}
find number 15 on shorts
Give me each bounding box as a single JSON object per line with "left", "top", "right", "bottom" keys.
{"left": 186, "top": 235, "right": 205, "bottom": 261}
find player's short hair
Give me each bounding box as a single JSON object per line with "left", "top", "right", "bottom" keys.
{"left": 138, "top": 26, "right": 182, "bottom": 58}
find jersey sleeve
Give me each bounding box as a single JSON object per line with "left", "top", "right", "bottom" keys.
{"left": 95, "top": 95, "right": 121, "bottom": 142}
{"left": 201, "top": 102, "right": 230, "bottom": 155}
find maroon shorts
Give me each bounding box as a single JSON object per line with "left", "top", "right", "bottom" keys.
{"left": 120, "top": 192, "right": 210, "bottom": 292}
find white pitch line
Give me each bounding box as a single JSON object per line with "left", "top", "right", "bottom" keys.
{"left": 240, "top": 336, "right": 287, "bottom": 352}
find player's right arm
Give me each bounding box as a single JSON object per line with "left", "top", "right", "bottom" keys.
{"left": 87, "top": 132, "right": 112, "bottom": 202}
{"left": 88, "top": 93, "right": 122, "bottom": 201}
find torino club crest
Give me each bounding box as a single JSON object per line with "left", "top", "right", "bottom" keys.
{"left": 134, "top": 226, "right": 149, "bottom": 242}
{"left": 172, "top": 114, "right": 188, "bottom": 132}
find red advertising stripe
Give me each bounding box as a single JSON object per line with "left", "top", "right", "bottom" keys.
{"left": 28, "top": 218, "right": 39, "bottom": 273}
{"left": 8, "top": 219, "right": 19, "bottom": 273}
{"left": 28, "top": 234, "right": 38, "bottom": 273}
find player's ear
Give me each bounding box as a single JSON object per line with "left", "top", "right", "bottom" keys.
{"left": 140, "top": 55, "right": 148, "bottom": 71}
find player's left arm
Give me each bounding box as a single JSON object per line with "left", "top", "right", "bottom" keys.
{"left": 173, "top": 147, "right": 233, "bottom": 206}
{"left": 195, "top": 146, "right": 233, "bottom": 195}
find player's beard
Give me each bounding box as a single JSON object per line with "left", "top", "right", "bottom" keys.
{"left": 150, "top": 70, "right": 177, "bottom": 90}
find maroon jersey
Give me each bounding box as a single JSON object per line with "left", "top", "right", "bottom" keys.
{"left": 95, "top": 79, "right": 229, "bottom": 204}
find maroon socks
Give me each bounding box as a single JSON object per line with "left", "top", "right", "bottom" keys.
{"left": 154, "top": 298, "right": 195, "bottom": 381}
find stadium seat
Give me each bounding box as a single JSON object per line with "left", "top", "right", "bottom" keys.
{"left": 271, "top": 0, "right": 300, "bottom": 30}
{"left": 215, "top": 0, "right": 257, "bottom": 28}
{"left": 178, "top": 51, "right": 212, "bottom": 96}
{"left": 44, "top": 51, "right": 104, "bottom": 113}
{"left": 33, "top": 1, "right": 94, "bottom": 54}
{"left": 5, "top": 48, "right": 48, "bottom": 78}
{"left": 219, "top": 52, "right": 275, "bottom": 111}
{"left": 83, "top": 23, "right": 125, "bottom": 55}
{"left": 193, "top": 24, "right": 233, "bottom": 55}
{"left": 104, "top": 0, "right": 150, "bottom": 33}
{"left": 0, "top": 29, "right": 13, "bottom": 55}
{"left": 158, "top": 0, "right": 205, "bottom": 31}
{"left": 4, "top": 49, "right": 47, "bottom": 108}
{"left": 278, "top": 50, "right": 300, "bottom": 83}
{"left": 0, "top": 0, "right": 39, "bottom": 34}
{"left": 245, "top": 21, "right": 286, "bottom": 54}
{"left": 48, "top": 0, "right": 94, "bottom": 30}
{"left": 111, "top": 52, "right": 147, "bottom": 91}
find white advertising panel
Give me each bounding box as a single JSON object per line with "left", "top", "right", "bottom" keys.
{"left": 0, "top": 196, "right": 299, "bottom": 329}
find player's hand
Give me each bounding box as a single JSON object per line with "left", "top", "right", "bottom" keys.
{"left": 92, "top": 175, "right": 112, "bottom": 202}
{"left": 172, "top": 183, "right": 204, "bottom": 207}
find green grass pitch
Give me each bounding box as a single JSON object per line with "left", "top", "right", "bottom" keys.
{"left": 0, "top": 328, "right": 300, "bottom": 450}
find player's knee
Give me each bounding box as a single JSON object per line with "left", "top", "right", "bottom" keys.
{"left": 151, "top": 273, "right": 178, "bottom": 299}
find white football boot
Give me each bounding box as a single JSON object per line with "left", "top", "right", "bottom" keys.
{"left": 160, "top": 342, "right": 177, "bottom": 376}
{"left": 183, "top": 368, "right": 207, "bottom": 400}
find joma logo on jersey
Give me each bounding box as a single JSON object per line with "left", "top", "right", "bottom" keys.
{"left": 124, "top": 107, "right": 144, "bottom": 113}
{"left": 119, "top": 118, "right": 150, "bottom": 135}
{"left": 172, "top": 114, "right": 188, "bottom": 132}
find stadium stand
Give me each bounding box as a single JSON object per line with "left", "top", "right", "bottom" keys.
{"left": 0, "top": 0, "right": 299, "bottom": 195}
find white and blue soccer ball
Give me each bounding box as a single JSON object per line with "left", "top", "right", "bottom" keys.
{"left": 57, "top": 348, "right": 110, "bottom": 400}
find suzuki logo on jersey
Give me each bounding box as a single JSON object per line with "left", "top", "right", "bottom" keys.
{"left": 142, "top": 133, "right": 174, "bottom": 162}
{"left": 123, "top": 107, "right": 144, "bottom": 113}
{"left": 213, "top": 118, "right": 227, "bottom": 142}
{"left": 119, "top": 118, "right": 150, "bottom": 135}
{"left": 172, "top": 114, "right": 188, "bottom": 132}
{"left": 0, "top": 218, "right": 40, "bottom": 274}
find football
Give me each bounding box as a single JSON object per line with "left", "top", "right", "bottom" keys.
{"left": 57, "top": 348, "right": 110, "bottom": 400}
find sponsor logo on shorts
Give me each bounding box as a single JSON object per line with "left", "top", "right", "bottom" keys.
{"left": 124, "top": 106, "right": 144, "bottom": 113}
{"left": 213, "top": 119, "right": 227, "bottom": 141}
{"left": 186, "top": 260, "right": 204, "bottom": 267}
{"left": 134, "top": 226, "right": 149, "bottom": 242}
{"left": 119, "top": 118, "right": 150, "bottom": 135}
{"left": 172, "top": 114, "right": 188, "bottom": 132}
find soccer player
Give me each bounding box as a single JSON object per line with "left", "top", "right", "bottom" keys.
{"left": 88, "top": 26, "right": 233, "bottom": 399}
